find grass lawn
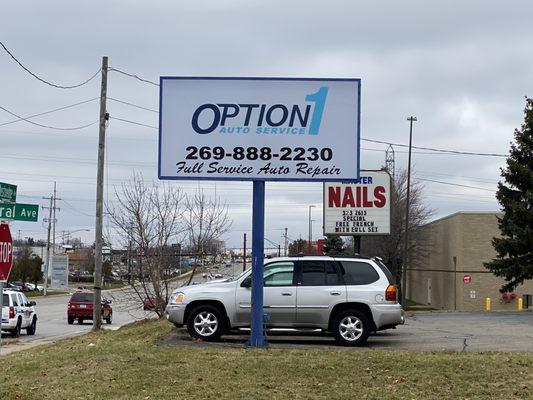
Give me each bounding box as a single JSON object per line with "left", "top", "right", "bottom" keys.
{"left": 1, "top": 320, "right": 532, "bottom": 400}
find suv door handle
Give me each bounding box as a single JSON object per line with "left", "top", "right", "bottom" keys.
{"left": 281, "top": 292, "right": 292, "bottom": 296}
{"left": 330, "top": 291, "right": 341, "bottom": 296}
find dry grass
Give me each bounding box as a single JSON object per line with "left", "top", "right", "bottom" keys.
{"left": 0, "top": 319, "right": 532, "bottom": 400}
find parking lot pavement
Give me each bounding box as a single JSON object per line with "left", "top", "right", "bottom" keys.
{"left": 160, "top": 311, "right": 533, "bottom": 352}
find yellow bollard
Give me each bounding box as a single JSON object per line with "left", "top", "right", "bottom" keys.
{"left": 485, "top": 297, "right": 491, "bottom": 312}
{"left": 518, "top": 297, "right": 523, "bottom": 311}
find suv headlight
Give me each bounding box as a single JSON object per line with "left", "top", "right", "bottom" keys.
{"left": 169, "top": 292, "right": 185, "bottom": 304}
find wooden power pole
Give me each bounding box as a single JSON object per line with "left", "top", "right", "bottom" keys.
{"left": 93, "top": 56, "right": 108, "bottom": 330}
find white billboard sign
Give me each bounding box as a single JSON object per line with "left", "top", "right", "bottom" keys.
{"left": 159, "top": 77, "right": 361, "bottom": 181}
{"left": 50, "top": 254, "right": 69, "bottom": 290}
{"left": 324, "top": 170, "right": 391, "bottom": 235}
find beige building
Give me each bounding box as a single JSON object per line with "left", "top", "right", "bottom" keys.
{"left": 407, "top": 212, "right": 533, "bottom": 311}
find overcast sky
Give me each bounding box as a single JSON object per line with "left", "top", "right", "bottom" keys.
{"left": 1, "top": 1, "right": 532, "bottom": 249}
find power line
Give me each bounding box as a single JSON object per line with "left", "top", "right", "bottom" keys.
{"left": 62, "top": 199, "right": 94, "bottom": 217}
{"left": 0, "top": 40, "right": 101, "bottom": 89}
{"left": 0, "top": 98, "right": 99, "bottom": 127}
{"left": 0, "top": 104, "right": 97, "bottom": 131}
{"left": 108, "top": 67, "right": 159, "bottom": 87}
{"left": 362, "top": 138, "right": 506, "bottom": 157}
{"left": 418, "top": 178, "right": 495, "bottom": 192}
{"left": 108, "top": 97, "right": 158, "bottom": 113}
{"left": 109, "top": 116, "right": 157, "bottom": 129}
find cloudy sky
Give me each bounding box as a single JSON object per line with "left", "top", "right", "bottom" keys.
{"left": 1, "top": 1, "right": 531, "bottom": 249}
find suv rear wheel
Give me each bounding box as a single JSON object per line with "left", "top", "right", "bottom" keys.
{"left": 67, "top": 316, "right": 74, "bottom": 325}
{"left": 186, "top": 305, "right": 224, "bottom": 341}
{"left": 332, "top": 310, "right": 370, "bottom": 346}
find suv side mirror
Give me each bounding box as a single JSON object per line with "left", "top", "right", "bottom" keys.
{"left": 29, "top": 301, "right": 36, "bottom": 306}
{"left": 241, "top": 276, "right": 252, "bottom": 288}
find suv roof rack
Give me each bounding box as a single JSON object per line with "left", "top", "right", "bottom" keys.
{"left": 295, "top": 254, "right": 372, "bottom": 260}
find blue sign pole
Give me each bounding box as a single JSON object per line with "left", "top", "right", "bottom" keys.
{"left": 249, "top": 180, "right": 267, "bottom": 347}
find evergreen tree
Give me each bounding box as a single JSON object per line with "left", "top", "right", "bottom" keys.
{"left": 485, "top": 97, "right": 533, "bottom": 292}
{"left": 322, "top": 235, "right": 345, "bottom": 256}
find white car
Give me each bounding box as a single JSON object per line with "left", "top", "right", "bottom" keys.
{"left": 1, "top": 289, "right": 38, "bottom": 337}
{"left": 24, "top": 283, "right": 44, "bottom": 292}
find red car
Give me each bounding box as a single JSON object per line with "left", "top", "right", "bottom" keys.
{"left": 143, "top": 296, "right": 167, "bottom": 311}
{"left": 67, "top": 291, "right": 113, "bottom": 325}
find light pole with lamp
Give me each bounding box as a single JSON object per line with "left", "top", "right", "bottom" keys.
{"left": 62, "top": 228, "right": 91, "bottom": 245}
{"left": 401, "top": 116, "right": 417, "bottom": 306}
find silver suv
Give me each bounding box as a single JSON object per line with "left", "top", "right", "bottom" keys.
{"left": 165, "top": 256, "right": 403, "bottom": 346}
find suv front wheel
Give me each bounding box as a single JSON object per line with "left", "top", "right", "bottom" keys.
{"left": 186, "top": 305, "right": 224, "bottom": 342}
{"left": 332, "top": 310, "right": 370, "bottom": 347}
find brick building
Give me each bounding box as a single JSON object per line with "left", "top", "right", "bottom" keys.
{"left": 407, "top": 212, "right": 533, "bottom": 311}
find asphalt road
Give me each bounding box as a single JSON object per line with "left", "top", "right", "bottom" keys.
{"left": 163, "top": 311, "right": 533, "bottom": 352}
{"left": 0, "top": 262, "right": 243, "bottom": 355}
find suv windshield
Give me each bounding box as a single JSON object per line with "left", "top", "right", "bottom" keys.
{"left": 70, "top": 293, "right": 94, "bottom": 302}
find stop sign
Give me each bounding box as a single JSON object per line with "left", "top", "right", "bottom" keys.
{"left": 0, "top": 223, "right": 13, "bottom": 281}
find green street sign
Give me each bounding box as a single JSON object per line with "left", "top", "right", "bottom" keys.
{"left": 0, "top": 203, "right": 39, "bottom": 222}
{"left": 14, "top": 203, "right": 39, "bottom": 222}
{"left": 0, "top": 182, "right": 17, "bottom": 203}
{"left": 0, "top": 203, "right": 15, "bottom": 219}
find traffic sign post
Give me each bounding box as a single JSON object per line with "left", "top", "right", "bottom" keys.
{"left": 0, "top": 223, "right": 13, "bottom": 356}
{"left": 0, "top": 182, "right": 17, "bottom": 203}
{"left": 0, "top": 223, "right": 14, "bottom": 281}
{"left": 0, "top": 203, "right": 39, "bottom": 222}
{"left": 13, "top": 203, "right": 39, "bottom": 222}
{"left": 0, "top": 203, "right": 15, "bottom": 220}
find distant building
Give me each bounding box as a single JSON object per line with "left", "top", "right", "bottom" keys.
{"left": 407, "top": 212, "right": 533, "bottom": 311}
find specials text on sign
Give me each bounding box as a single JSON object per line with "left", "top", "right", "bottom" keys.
{"left": 323, "top": 170, "right": 391, "bottom": 236}
{"left": 158, "top": 77, "right": 361, "bottom": 182}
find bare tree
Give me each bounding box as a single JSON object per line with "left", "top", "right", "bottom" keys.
{"left": 359, "top": 169, "right": 433, "bottom": 282}
{"left": 107, "top": 173, "right": 185, "bottom": 317}
{"left": 184, "top": 188, "right": 232, "bottom": 284}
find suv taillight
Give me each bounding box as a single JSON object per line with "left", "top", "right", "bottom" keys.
{"left": 385, "top": 284, "right": 397, "bottom": 302}
{"left": 67, "top": 302, "right": 72, "bottom": 309}
{"left": 9, "top": 306, "right": 15, "bottom": 319}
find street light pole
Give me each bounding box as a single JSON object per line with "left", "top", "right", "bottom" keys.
{"left": 401, "top": 116, "right": 417, "bottom": 306}
{"left": 308, "top": 205, "right": 315, "bottom": 254}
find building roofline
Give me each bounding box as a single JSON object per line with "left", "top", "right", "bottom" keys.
{"left": 424, "top": 211, "right": 502, "bottom": 227}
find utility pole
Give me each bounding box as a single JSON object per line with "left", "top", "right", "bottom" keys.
{"left": 42, "top": 196, "right": 53, "bottom": 296}
{"left": 93, "top": 56, "right": 108, "bottom": 330}
{"left": 42, "top": 184, "right": 60, "bottom": 296}
{"left": 401, "top": 116, "right": 417, "bottom": 306}
{"left": 308, "top": 205, "right": 315, "bottom": 254}
{"left": 283, "top": 227, "right": 288, "bottom": 256}
{"left": 52, "top": 182, "right": 60, "bottom": 255}
{"left": 385, "top": 144, "right": 395, "bottom": 180}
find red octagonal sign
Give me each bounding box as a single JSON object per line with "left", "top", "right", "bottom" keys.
{"left": 0, "top": 223, "right": 13, "bottom": 281}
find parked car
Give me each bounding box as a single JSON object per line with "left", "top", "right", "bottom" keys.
{"left": 165, "top": 256, "right": 403, "bottom": 346}
{"left": 6, "top": 282, "right": 22, "bottom": 292}
{"left": 1, "top": 290, "right": 38, "bottom": 337}
{"left": 143, "top": 296, "right": 167, "bottom": 311}
{"left": 67, "top": 291, "right": 113, "bottom": 325}
{"left": 24, "top": 283, "right": 44, "bottom": 292}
